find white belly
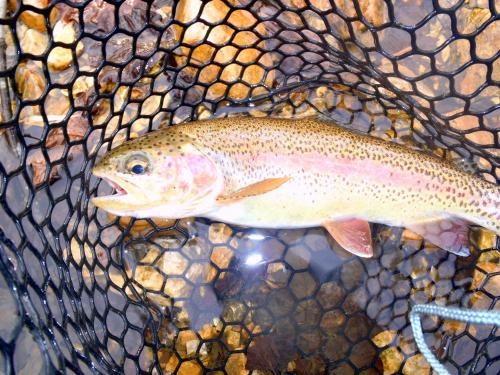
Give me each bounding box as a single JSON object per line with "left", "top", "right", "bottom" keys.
{"left": 204, "top": 178, "right": 347, "bottom": 228}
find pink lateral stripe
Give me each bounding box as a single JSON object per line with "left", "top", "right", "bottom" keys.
{"left": 242, "top": 152, "right": 448, "bottom": 192}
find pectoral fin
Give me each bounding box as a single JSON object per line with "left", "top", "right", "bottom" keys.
{"left": 406, "top": 218, "right": 470, "bottom": 256}
{"left": 324, "top": 219, "right": 373, "bottom": 257}
{"left": 216, "top": 177, "right": 291, "bottom": 203}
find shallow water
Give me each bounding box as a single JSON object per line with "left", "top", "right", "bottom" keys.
{"left": 1, "top": 0, "right": 499, "bottom": 371}
{"left": 80, "top": 213, "right": 499, "bottom": 374}
{"left": 1, "top": 83, "right": 499, "bottom": 374}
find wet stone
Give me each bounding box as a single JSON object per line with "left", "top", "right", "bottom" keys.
{"left": 208, "top": 223, "right": 233, "bottom": 244}
{"left": 210, "top": 246, "right": 234, "bottom": 270}
{"left": 367, "top": 277, "right": 381, "bottom": 296}
{"left": 297, "top": 330, "right": 321, "bottom": 354}
{"left": 278, "top": 229, "right": 307, "bottom": 245}
{"left": 185, "top": 262, "right": 212, "bottom": 283}
{"left": 265, "top": 262, "right": 291, "bottom": 289}
{"left": 345, "top": 314, "right": 370, "bottom": 343}
{"left": 158, "top": 251, "right": 189, "bottom": 276}
{"left": 352, "top": 111, "right": 371, "bottom": 133}
{"left": 342, "top": 288, "right": 368, "bottom": 315}
{"left": 250, "top": 307, "right": 274, "bottom": 332}
{"left": 379, "top": 270, "right": 396, "bottom": 288}
{"left": 178, "top": 360, "right": 202, "bottom": 375}
{"left": 0, "top": 274, "right": 21, "bottom": 343}
{"left": 320, "top": 309, "right": 346, "bottom": 333}
{"left": 223, "top": 326, "right": 243, "bottom": 350}
{"left": 378, "top": 306, "right": 398, "bottom": 327}
{"left": 151, "top": 231, "right": 186, "bottom": 249}
{"left": 393, "top": 278, "right": 411, "bottom": 298}
{"left": 343, "top": 95, "right": 362, "bottom": 110}
{"left": 435, "top": 280, "right": 453, "bottom": 297}
{"left": 182, "top": 237, "right": 213, "bottom": 260}
{"left": 438, "top": 260, "right": 456, "bottom": 279}
{"left": 267, "top": 289, "right": 295, "bottom": 317}
{"left": 365, "top": 257, "right": 384, "bottom": 277}
{"left": 294, "top": 300, "right": 321, "bottom": 327}
{"left": 390, "top": 316, "right": 409, "bottom": 331}
{"left": 381, "top": 249, "right": 404, "bottom": 269}
{"left": 259, "top": 238, "right": 286, "bottom": 261}
{"left": 379, "top": 347, "right": 404, "bottom": 374}
{"left": 290, "top": 272, "right": 318, "bottom": 300}
{"left": 304, "top": 229, "right": 331, "bottom": 251}
{"left": 392, "top": 299, "right": 408, "bottom": 316}
{"left": 317, "top": 282, "right": 345, "bottom": 309}
{"left": 403, "top": 354, "right": 431, "bottom": 374}
{"left": 329, "top": 362, "right": 355, "bottom": 375}
{"left": 372, "top": 330, "right": 397, "bottom": 348}
{"left": 14, "top": 328, "right": 44, "bottom": 375}
{"left": 340, "top": 259, "right": 365, "bottom": 290}
{"left": 309, "top": 248, "right": 345, "bottom": 282}
{"left": 349, "top": 340, "right": 377, "bottom": 368}
{"left": 374, "top": 115, "right": 392, "bottom": 131}
{"left": 323, "top": 334, "right": 349, "bottom": 361}
{"left": 222, "top": 301, "right": 247, "bottom": 323}
{"left": 285, "top": 245, "right": 311, "bottom": 270}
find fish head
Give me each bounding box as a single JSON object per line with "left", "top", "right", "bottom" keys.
{"left": 91, "top": 130, "right": 222, "bottom": 218}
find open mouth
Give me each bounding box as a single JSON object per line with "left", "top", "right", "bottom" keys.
{"left": 91, "top": 170, "right": 134, "bottom": 210}
{"left": 103, "top": 177, "right": 128, "bottom": 196}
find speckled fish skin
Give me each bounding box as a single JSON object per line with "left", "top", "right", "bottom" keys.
{"left": 92, "top": 117, "right": 500, "bottom": 256}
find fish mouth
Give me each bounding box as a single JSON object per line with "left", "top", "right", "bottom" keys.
{"left": 91, "top": 170, "right": 133, "bottom": 209}
{"left": 102, "top": 177, "right": 128, "bottom": 196}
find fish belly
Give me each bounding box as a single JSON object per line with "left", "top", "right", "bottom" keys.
{"left": 205, "top": 171, "right": 429, "bottom": 229}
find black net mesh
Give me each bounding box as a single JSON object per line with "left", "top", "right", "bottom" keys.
{"left": 0, "top": 0, "right": 499, "bottom": 374}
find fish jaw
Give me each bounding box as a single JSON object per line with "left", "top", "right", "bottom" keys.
{"left": 91, "top": 172, "right": 141, "bottom": 212}
{"left": 91, "top": 200, "right": 196, "bottom": 219}
{"left": 91, "top": 180, "right": 178, "bottom": 218}
{"left": 91, "top": 167, "right": 163, "bottom": 213}
{"left": 91, "top": 163, "right": 225, "bottom": 219}
{"left": 91, "top": 193, "right": 133, "bottom": 213}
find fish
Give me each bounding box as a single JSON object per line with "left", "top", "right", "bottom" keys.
{"left": 92, "top": 117, "right": 500, "bottom": 257}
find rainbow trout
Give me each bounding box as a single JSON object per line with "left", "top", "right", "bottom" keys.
{"left": 92, "top": 118, "right": 500, "bottom": 257}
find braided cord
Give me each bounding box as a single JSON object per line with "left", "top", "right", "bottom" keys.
{"left": 410, "top": 304, "right": 500, "bottom": 375}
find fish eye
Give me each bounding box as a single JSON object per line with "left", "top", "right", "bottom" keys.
{"left": 131, "top": 164, "right": 145, "bottom": 174}
{"left": 125, "top": 154, "right": 150, "bottom": 175}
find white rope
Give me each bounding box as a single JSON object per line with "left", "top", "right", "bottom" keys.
{"left": 410, "top": 304, "right": 500, "bottom": 375}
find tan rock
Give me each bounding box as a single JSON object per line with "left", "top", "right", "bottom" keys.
{"left": 372, "top": 330, "right": 397, "bottom": 348}
{"left": 173, "top": 0, "right": 275, "bottom": 101}
{"left": 379, "top": 347, "right": 404, "bottom": 375}
{"left": 19, "top": 27, "right": 48, "bottom": 55}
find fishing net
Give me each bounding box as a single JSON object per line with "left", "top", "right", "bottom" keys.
{"left": 0, "top": 0, "right": 499, "bottom": 374}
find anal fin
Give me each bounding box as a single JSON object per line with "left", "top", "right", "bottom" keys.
{"left": 324, "top": 219, "right": 373, "bottom": 258}
{"left": 407, "top": 218, "right": 470, "bottom": 256}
